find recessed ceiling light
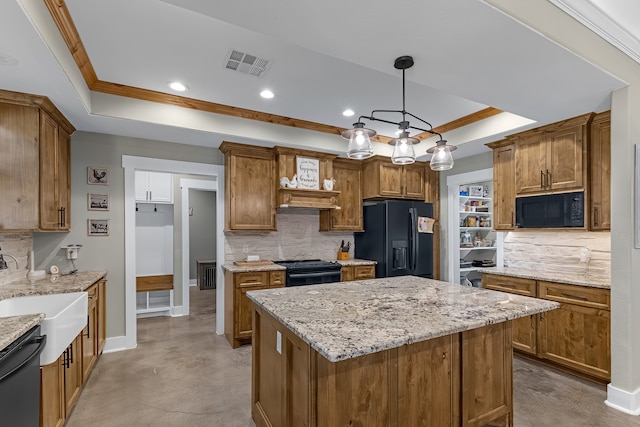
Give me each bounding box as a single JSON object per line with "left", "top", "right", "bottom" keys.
{"left": 260, "top": 89, "right": 274, "bottom": 99}
{"left": 343, "top": 109, "right": 355, "bottom": 117}
{"left": 168, "top": 81, "right": 188, "bottom": 92}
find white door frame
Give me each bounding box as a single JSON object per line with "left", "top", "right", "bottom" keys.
{"left": 178, "top": 178, "right": 223, "bottom": 330}
{"left": 122, "top": 155, "right": 225, "bottom": 350}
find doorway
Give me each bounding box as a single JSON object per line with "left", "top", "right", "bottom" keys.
{"left": 122, "top": 156, "right": 224, "bottom": 350}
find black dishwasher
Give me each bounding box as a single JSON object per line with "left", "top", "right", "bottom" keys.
{"left": 0, "top": 325, "right": 46, "bottom": 427}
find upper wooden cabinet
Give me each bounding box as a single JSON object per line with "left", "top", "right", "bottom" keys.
{"left": 589, "top": 111, "right": 611, "bottom": 230}
{"left": 362, "top": 156, "right": 425, "bottom": 200}
{"left": 319, "top": 158, "right": 363, "bottom": 231}
{"left": 514, "top": 113, "right": 592, "bottom": 196}
{"left": 0, "top": 89, "right": 75, "bottom": 232}
{"left": 487, "top": 140, "right": 516, "bottom": 231}
{"left": 219, "top": 142, "right": 276, "bottom": 231}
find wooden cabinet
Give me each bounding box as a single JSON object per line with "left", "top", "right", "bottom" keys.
{"left": 537, "top": 281, "right": 610, "bottom": 380}
{"left": 81, "top": 283, "right": 99, "bottom": 382}
{"left": 362, "top": 156, "right": 425, "bottom": 200}
{"left": 63, "top": 334, "right": 83, "bottom": 416}
{"left": 487, "top": 140, "right": 516, "bottom": 230}
{"left": 135, "top": 171, "right": 173, "bottom": 204}
{"left": 40, "top": 354, "right": 65, "bottom": 427}
{"left": 589, "top": 111, "right": 611, "bottom": 230}
{"left": 514, "top": 113, "right": 592, "bottom": 196}
{"left": 320, "top": 158, "right": 363, "bottom": 231}
{"left": 482, "top": 273, "right": 610, "bottom": 382}
{"left": 340, "top": 264, "right": 376, "bottom": 281}
{"left": 424, "top": 163, "right": 441, "bottom": 279}
{"left": 219, "top": 142, "right": 276, "bottom": 231}
{"left": 483, "top": 274, "right": 537, "bottom": 355}
{"left": 39, "top": 111, "right": 71, "bottom": 230}
{"left": 41, "top": 277, "right": 107, "bottom": 427}
{"left": 0, "top": 90, "right": 74, "bottom": 231}
{"left": 224, "top": 269, "right": 285, "bottom": 348}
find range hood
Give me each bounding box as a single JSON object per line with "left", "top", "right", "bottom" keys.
{"left": 277, "top": 188, "right": 341, "bottom": 210}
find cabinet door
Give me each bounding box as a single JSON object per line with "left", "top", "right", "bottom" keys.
{"left": 40, "top": 355, "right": 65, "bottom": 427}
{"left": 515, "top": 133, "right": 546, "bottom": 195}
{"left": 225, "top": 150, "right": 276, "bottom": 230}
{"left": 493, "top": 143, "right": 515, "bottom": 230}
{"left": 340, "top": 266, "right": 354, "bottom": 282}
{"left": 402, "top": 163, "right": 425, "bottom": 199}
{"left": 269, "top": 271, "right": 285, "bottom": 288}
{"left": 57, "top": 126, "right": 71, "bottom": 230}
{"left": 64, "top": 335, "right": 83, "bottom": 415}
{"left": 547, "top": 124, "right": 585, "bottom": 191}
{"left": 0, "top": 102, "right": 39, "bottom": 230}
{"left": 378, "top": 162, "right": 404, "bottom": 198}
{"left": 589, "top": 112, "right": 611, "bottom": 230}
{"left": 354, "top": 265, "right": 375, "bottom": 280}
{"left": 483, "top": 274, "right": 537, "bottom": 354}
{"left": 538, "top": 303, "right": 610, "bottom": 380}
{"left": 147, "top": 172, "right": 173, "bottom": 203}
{"left": 235, "top": 285, "right": 265, "bottom": 339}
{"left": 39, "top": 111, "right": 63, "bottom": 230}
{"left": 97, "top": 279, "right": 106, "bottom": 354}
{"left": 320, "top": 160, "right": 363, "bottom": 231}
{"left": 135, "top": 171, "right": 149, "bottom": 201}
{"left": 82, "top": 296, "right": 98, "bottom": 382}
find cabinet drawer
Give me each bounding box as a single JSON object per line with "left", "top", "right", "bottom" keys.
{"left": 234, "top": 272, "right": 268, "bottom": 288}
{"left": 354, "top": 265, "right": 375, "bottom": 280}
{"left": 270, "top": 271, "right": 285, "bottom": 287}
{"left": 482, "top": 274, "right": 536, "bottom": 297}
{"left": 538, "top": 281, "right": 609, "bottom": 310}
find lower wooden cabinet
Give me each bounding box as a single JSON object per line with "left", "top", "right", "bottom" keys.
{"left": 41, "top": 277, "right": 107, "bottom": 427}
{"left": 224, "top": 270, "right": 284, "bottom": 348}
{"left": 482, "top": 273, "right": 610, "bottom": 382}
{"left": 340, "top": 264, "right": 376, "bottom": 281}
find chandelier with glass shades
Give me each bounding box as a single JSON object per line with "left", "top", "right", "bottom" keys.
{"left": 341, "top": 56, "right": 456, "bottom": 171}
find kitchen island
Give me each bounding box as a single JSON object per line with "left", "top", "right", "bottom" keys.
{"left": 247, "top": 276, "right": 559, "bottom": 427}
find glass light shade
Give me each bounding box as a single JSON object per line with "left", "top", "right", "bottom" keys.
{"left": 391, "top": 133, "right": 417, "bottom": 165}
{"left": 342, "top": 124, "right": 375, "bottom": 159}
{"left": 429, "top": 144, "right": 454, "bottom": 171}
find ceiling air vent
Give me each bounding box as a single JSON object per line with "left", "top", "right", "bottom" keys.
{"left": 225, "top": 49, "right": 270, "bottom": 77}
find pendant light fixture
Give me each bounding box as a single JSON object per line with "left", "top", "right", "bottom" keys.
{"left": 341, "top": 56, "right": 456, "bottom": 170}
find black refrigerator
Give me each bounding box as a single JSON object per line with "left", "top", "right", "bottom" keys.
{"left": 355, "top": 200, "right": 433, "bottom": 278}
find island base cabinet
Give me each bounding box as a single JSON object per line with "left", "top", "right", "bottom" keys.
{"left": 252, "top": 307, "right": 513, "bottom": 427}
{"left": 40, "top": 357, "right": 65, "bottom": 427}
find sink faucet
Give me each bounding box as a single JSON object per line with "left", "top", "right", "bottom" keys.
{"left": 0, "top": 247, "right": 19, "bottom": 270}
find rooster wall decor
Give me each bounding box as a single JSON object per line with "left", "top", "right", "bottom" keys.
{"left": 88, "top": 166, "right": 109, "bottom": 185}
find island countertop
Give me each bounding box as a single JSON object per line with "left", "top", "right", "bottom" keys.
{"left": 247, "top": 275, "right": 559, "bottom": 362}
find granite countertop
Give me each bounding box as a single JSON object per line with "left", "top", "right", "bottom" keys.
{"left": 0, "top": 315, "right": 45, "bottom": 353}
{"left": 247, "top": 276, "right": 559, "bottom": 363}
{"left": 480, "top": 267, "right": 610, "bottom": 289}
{"left": 0, "top": 271, "right": 107, "bottom": 352}
{"left": 337, "top": 259, "right": 376, "bottom": 266}
{"left": 222, "top": 259, "right": 376, "bottom": 272}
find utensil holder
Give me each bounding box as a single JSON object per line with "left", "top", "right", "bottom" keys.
{"left": 337, "top": 251, "right": 349, "bottom": 260}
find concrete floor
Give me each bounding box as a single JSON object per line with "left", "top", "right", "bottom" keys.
{"left": 68, "top": 287, "right": 640, "bottom": 426}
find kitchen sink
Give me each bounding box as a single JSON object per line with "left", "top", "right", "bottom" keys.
{"left": 0, "top": 292, "right": 88, "bottom": 365}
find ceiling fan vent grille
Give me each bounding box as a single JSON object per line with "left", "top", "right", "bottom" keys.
{"left": 225, "top": 49, "right": 270, "bottom": 77}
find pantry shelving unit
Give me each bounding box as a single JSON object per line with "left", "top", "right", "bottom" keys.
{"left": 447, "top": 169, "right": 503, "bottom": 285}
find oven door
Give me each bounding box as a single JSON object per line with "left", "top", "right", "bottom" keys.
{"left": 286, "top": 270, "right": 341, "bottom": 287}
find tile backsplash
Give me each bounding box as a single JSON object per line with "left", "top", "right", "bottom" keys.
{"left": 224, "top": 209, "right": 354, "bottom": 262}
{"left": 0, "top": 233, "right": 31, "bottom": 285}
{"left": 503, "top": 231, "right": 610, "bottom": 279}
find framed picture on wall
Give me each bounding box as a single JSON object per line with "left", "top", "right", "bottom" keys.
{"left": 88, "top": 219, "right": 109, "bottom": 236}
{"left": 88, "top": 193, "right": 109, "bottom": 211}
{"left": 87, "top": 166, "right": 109, "bottom": 185}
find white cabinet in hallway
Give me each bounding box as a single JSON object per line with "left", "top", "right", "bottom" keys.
{"left": 135, "top": 171, "right": 173, "bottom": 204}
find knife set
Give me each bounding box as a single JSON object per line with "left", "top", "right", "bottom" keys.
{"left": 337, "top": 240, "right": 350, "bottom": 260}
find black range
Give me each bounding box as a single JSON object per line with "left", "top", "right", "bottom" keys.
{"left": 274, "top": 259, "right": 342, "bottom": 287}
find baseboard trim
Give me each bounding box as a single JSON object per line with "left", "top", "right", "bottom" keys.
{"left": 103, "top": 336, "right": 132, "bottom": 353}
{"left": 172, "top": 304, "right": 187, "bottom": 317}
{"left": 189, "top": 279, "right": 197, "bottom": 287}
{"left": 606, "top": 384, "right": 640, "bottom": 415}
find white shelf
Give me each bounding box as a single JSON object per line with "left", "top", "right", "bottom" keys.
{"left": 459, "top": 196, "right": 492, "bottom": 202}
{"left": 459, "top": 246, "right": 496, "bottom": 251}
{"left": 459, "top": 211, "right": 492, "bottom": 215}
{"left": 460, "top": 227, "right": 494, "bottom": 231}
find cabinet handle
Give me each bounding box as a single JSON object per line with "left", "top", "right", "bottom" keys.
{"left": 70, "top": 342, "right": 73, "bottom": 364}
{"left": 540, "top": 313, "right": 544, "bottom": 321}
{"left": 500, "top": 283, "right": 516, "bottom": 288}
{"left": 561, "top": 292, "right": 588, "bottom": 301}
{"left": 546, "top": 170, "right": 551, "bottom": 189}
{"left": 594, "top": 207, "right": 599, "bottom": 227}
{"left": 149, "top": 191, "right": 152, "bottom": 201}
{"left": 540, "top": 170, "right": 544, "bottom": 189}
{"left": 85, "top": 315, "right": 90, "bottom": 339}
{"left": 511, "top": 211, "right": 515, "bottom": 227}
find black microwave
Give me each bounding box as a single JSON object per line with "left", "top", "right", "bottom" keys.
{"left": 515, "top": 192, "right": 584, "bottom": 228}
